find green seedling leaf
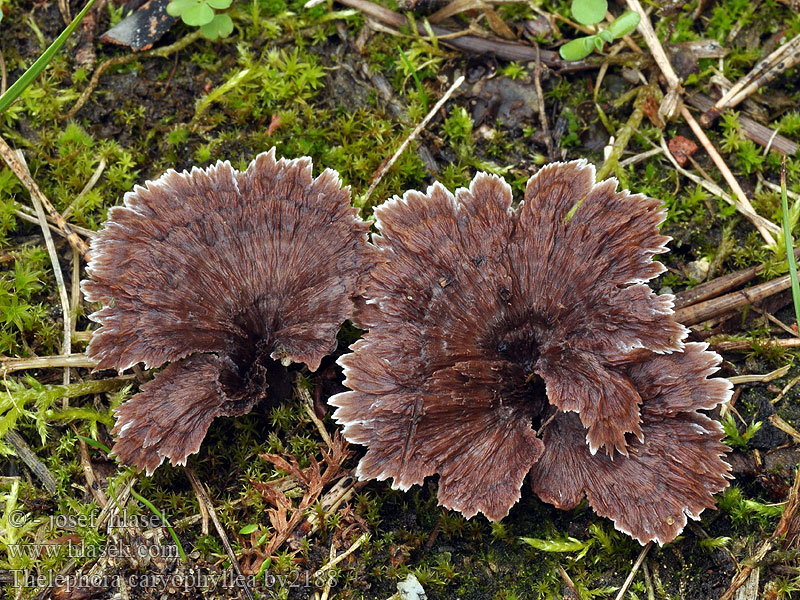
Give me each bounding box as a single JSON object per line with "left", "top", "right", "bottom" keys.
{"left": 607, "top": 10, "right": 640, "bottom": 38}
{"left": 559, "top": 36, "right": 596, "bottom": 61}
{"left": 571, "top": 0, "right": 607, "bottom": 25}
{"left": 76, "top": 434, "right": 112, "bottom": 454}
{"left": 239, "top": 523, "right": 259, "bottom": 535}
{"left": 593, "top": 36, "right": 605, "bottom": 50}
{"left": 166, "top": 0, "right": 196, "bottom": 17}
{"left": 207, "top": 0, "right": 232, "bottom": 8}
{"left": 201, "top": 12, "right": 233, "bottom": 39}
{"left": 597, "top": 29, "right": 614, "bottom": 44}
{"left": 182, "top": 1, "right": 215, "bottom": 26}
{"left": 0, "top": 0, "right": 97, "bottom": 115}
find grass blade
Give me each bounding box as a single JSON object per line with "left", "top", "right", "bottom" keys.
{"left": 397, "top": 45, "right": 429, "bottom": 112}
{"left": 781, "top": 155, "right": 800, "bottom": 330}
{"left": 0, "top": 0, "right": 98, "bottom": 115}
{"left": 129, "top": 489, "right": 188, "bottom": 562}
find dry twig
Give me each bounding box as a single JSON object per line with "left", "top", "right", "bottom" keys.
{"left": 624, "top": 0, "right": 682, "bottom": 118}
{"left": 0, "top": 353, "right": 98, "bottom": 376}
{"left": 363, "top": 74, "right": 464, "bottom": 206}
{"left": 614, "top": 542, "right": 653, "bottom": 600}
{"left": 0, "top": 135, "right": 89, "bottom": 255}
{"left": 185, "top": 467, "right": 254, "bottom": 600}
{"left": 719, "top": 468, "right": 800, "bottom": 600}
{"left": 73, "top": 425, "right": 109, "bottom": 507}
{"left": 333, "top": 0, "right": 642, "bottom": 70}
{"left": 673, "top": 248, "right": 800, "bottom": 310}
{"left": 67, "top": 29, "right": 203, "bottom": 119}
{"left": 674, "top": 272, "right": 792, "bottom": 325}
{"left": 711, "top": 338, "right": 800, "bottom": 352}
{"left": 680, "top": 106, "right": 778, "bottom": 245}
{"left": 702, "top": 33, "right": 800, "bottom": 125}
{"left": 3, "top": 431, "right": 59, "bottom": 495}
{"left": 688, "top": 94, "right": 798, "bottom": 156}
{"left": 659, "top": 136, "right": 779, "bottom": 243}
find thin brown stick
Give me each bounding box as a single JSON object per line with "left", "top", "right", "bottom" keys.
{"left": 74, "top": 425, "right": 109, "bottom": 508}
{"left": 719, "top": 468, "right": 800, "bottom": 600}
{"left": 769, "top": 414, "right": 800, "bottom": 444}
{"left": 687, "top": 94, "right": 797, "bottom": 156}
{"left": 711, "top": 337, "right": 800, "bottom": 352}
{"left": 624, "top": 0, "right": 681, "bottom": 118}
{"left": 557, "top": 566, "right": 580, "bottom": 599}
{"left": 3, "top": 431, "right": 59, "bottom": 495}
{"left": 752, "top": 305, "right": 800, "bottom": 338}
{"left": 673, "top": 247, "right": 800, "bottom": 309}
{"left": 66, "top": 29, "right": 203, "bottom": 120}
{"left": 703, "top": 33, "right": 800, "bottom": 125}
{"left": 185, "top": 467, "right": 254, "bottom": 600}
{"left": 0, "top": 135, "right": 89, "bottom": 255}
{"left": 335, "top": 0, "right": 632, "bottom": 70}
{"left": 0, "top": 353, "right": 98, "bottom": 376}
{"left": 772, "top": 373, "right": 800, "bottom": 405}
{"left": 674, "top": 273, "right": 792, "bottom": 325}
{"left": 187, "top": 467, "right": 210, "bottom": 536}
{"left": 614, "top": 542, "right": 653, "bottom": 600}
{"left": 363, "top": 75, "right": 464, "bottom": 206}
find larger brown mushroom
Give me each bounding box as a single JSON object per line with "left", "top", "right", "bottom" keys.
{"left": 330, "top": 161, "right": 731, "bottom": 544}
{"left": 82, "top": 149, "right": 371, "bottom": 475}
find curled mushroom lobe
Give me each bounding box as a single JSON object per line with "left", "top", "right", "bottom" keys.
{"left": 82, "top": 149, "right": 371, "bottom": 475}
{"left": 330, "top": 161, "right": 732, "bottom": 545}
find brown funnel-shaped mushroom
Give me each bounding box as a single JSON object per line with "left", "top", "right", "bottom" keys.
{"left": 82, "top": 149, "right": 371, "bottom": 475}
{"left": 330, "top": 162, "right": 731, "bottom": 543}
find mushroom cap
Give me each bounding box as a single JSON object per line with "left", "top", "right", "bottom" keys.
{"left": 331, "top": 161, "right": 730, "bottom": 542}
{"left": 529, "top": 343, "right": 732, "bottom": 545}
{"left": 83, "top": 148, "right": 372, "bottom": 474}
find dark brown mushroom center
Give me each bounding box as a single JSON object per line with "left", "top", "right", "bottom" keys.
{"left": 492, "top": 321, "right": 550, "bottom": 428}
{"left": 219, "top": 300, "right": 293, "bottom": 407}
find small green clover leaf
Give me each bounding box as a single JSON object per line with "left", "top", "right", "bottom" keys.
{"left": 182, "top": 2, "right": 214, "bottom": 26}
{"left": 167, "top": 0, "right": 234, "bottom": 38}
{"left": 571, "top": 0, "right": 607, "bottom": 26}
{"left": 201, "top": 13, "right": 233, "bottom": 39}
{"left": 167, "top": 0, "right": 213, "bottom": 26}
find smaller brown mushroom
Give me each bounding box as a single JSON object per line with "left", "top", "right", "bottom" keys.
{"left": 82, "top": 149, "right": 371, "bottom": 474}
